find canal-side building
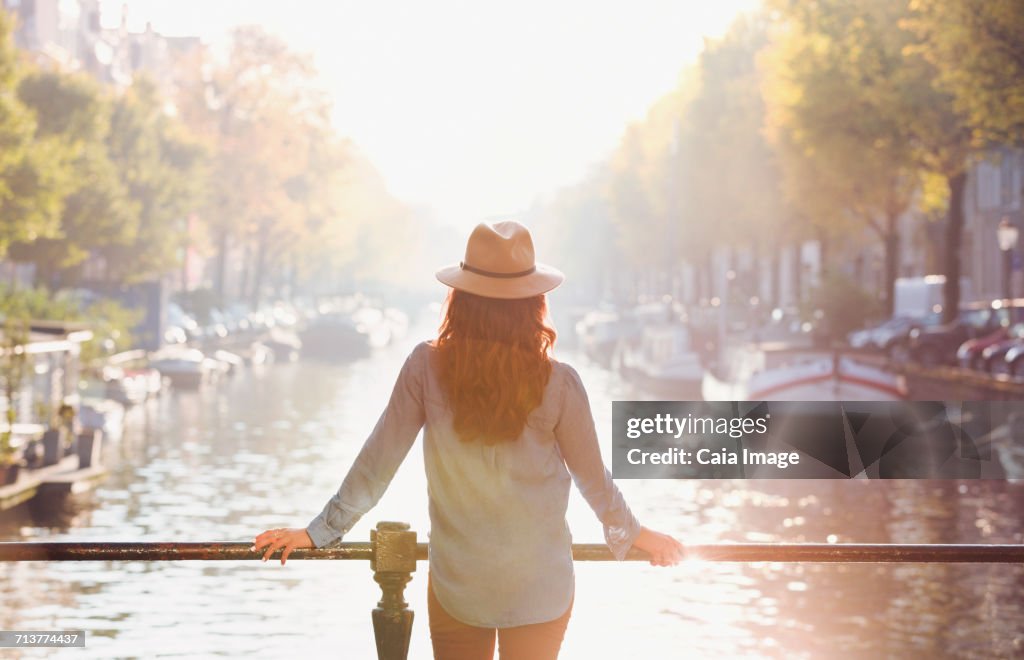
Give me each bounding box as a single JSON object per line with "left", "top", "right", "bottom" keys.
{"left": 2, "top": 0, "right": 200, "bottom": 92}
{"left": 964, "top": 147, "right": 1024, "bottom": 300}
{"left": 702, "top": 146, "right": 1024, "bottom": 316}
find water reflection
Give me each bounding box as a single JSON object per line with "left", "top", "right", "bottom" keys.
{"left": 1, "top": 316, "right": 1023, "bottom": 658}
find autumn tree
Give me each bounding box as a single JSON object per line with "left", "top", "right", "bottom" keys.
{"left": 904, "top": 0, "right": 1024, "bottom": 145}
{"left": 177, "top": 26, "right": 419, "bottom": 304}
{"left": 99, "top": 78, "right": 207, "bottom": 285}
{"left": 0, "top": 11, "right": 66, "bottom": 259}
{"left": 684, "top": 14, "right": 790, "bottom": 305}
{"left": 765, "top": 0, "right": 975, "bottom": 321}
{"left": 529, "top": 166, "right": 624, "bottom": 302}
{"left": 890, "top": 5, "right": 976, "bottom": 322}
{"left": 601, "top": 15, "right": 793, "bottom": 307}
{"left": 762, "top": 0, "right": 921, "bottom": 315}
{"left": 606, "top": 120, "right": 667, "bottom": 291}
{"left": 11, "top": 71, "right": 136, "bottom": 288}
{"left": 176, "top": 27, "right": 331, "bottom": 305}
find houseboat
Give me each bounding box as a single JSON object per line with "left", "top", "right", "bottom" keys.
{"left": 0, "top": 321, "right": 108, "bottom": 510}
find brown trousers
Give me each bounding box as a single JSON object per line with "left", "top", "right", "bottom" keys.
{"left": 427, "top": 574, "right": 573, "bottom": 660}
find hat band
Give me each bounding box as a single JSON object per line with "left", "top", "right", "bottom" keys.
{"left": 459, "top": 261, "right": 536, "bottom": 279}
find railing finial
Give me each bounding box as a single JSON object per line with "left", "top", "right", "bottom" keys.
{"left": 370, "top": 521, "right": 417, "bottom": 660}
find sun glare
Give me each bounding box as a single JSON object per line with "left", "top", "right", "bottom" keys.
{"left": 109, "top": 0, "right": 759, "bottom": 226}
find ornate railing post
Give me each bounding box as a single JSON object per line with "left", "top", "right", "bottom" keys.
{"left": 370, "top": 521, "right": 417, "bottom": 660}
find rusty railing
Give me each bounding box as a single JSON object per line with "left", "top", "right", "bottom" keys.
{"left": 2, "top": 521, "right": 1023, "bottom": 659}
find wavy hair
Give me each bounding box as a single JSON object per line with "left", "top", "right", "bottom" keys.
{"left": 435, "top": 289, "right": 557, "bottom": 444}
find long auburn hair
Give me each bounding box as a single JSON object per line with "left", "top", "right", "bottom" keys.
{"left": 435, "top": 289, "right": 557, "bottom": 444}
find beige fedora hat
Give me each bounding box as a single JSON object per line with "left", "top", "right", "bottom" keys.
{"left": 435, "top": 221, "right": 564, "bottom": 299}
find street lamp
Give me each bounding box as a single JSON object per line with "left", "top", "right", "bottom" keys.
{"left": 997, "top": 216, "right": 1019, "bottom": 300}
{"left": 667, "top": 117, "right": 681, "bottom": 301}
{"left": 716, "top": 268, "right": 736, "bottom": 368}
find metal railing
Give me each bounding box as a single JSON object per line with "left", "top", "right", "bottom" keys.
{"left": 2, "top": 521, "right": 1023, "bottom": 659}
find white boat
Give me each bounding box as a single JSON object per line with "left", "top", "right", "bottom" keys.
{"left": 106, "top": 350, "right": 164, "bottom": 402}
{"left": 300, "top": 312, "right": 372, "bottom": 360}
{"left": 576, "top": 302, "right": 677, "bottom": 368}
{"left": 575, "top": 309, "right": 630, "bottom": 366}
{"left": 212, "top": 349, "right": 245, "bottom": 375}
{"left": 148, "top": 347, "right": 219, "bottom": 389}
{"left": 702, "top": 344, "right": 907, "bottom": 401}
{"left": 619, "top": 324, "right": 704, "bottom": 399}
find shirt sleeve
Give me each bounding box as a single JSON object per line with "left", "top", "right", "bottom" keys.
{"left": 306, "top": 343, "right": 427, "bottom": 548}
{"left": 554, "top": 364, "right": 642, "bottom": 561}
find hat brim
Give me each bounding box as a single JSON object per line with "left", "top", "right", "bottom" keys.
{"left": 435, "top": 262, "right": 564, "bottom": 299}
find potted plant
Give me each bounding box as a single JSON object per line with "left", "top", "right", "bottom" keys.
{"left": 21, "top": 437, "right": 42, "bottom": 470}
{"left": 1, "top": 315, "right": 29, "bottom": 485}
{"left": 58, "top": 402, "right": 79, "bottom": 458}
{"left": 0, "top": 439, "right": 20, "bottom": 486}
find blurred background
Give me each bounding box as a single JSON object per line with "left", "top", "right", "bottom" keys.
{"left": 0, "top": 1, "right": 1022, "bottom": 658}
{"left": 0, "top": 0, "right": 1020, "bottom": 380}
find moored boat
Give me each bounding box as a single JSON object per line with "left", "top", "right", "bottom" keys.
{"left": 575, "top": 309, "right": 629, "bottom": 367}
{"left": 105, "top": 350, "right": 164, "bottom": 403}
{"left": 299, "top": 311, "right": 372, "bottom": 360}
{"left": 148, "top": 347, "right": 218, "bottom": 389}
{"left": 619, "top": 323, "right": 704, "bottom": 399}
{"left": 703, "top": 344, "right": 907, "bottom": 401}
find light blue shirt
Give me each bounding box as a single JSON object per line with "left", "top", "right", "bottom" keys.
{"left": 306, "top": 340, "right": 642, "bottom": 627}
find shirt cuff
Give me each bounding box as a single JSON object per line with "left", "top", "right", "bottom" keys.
{"left": 306, "top": 516, "right": 343, "bottom": 548}
{"left": 604, "top": 513, "right": 643, "bottom": 561}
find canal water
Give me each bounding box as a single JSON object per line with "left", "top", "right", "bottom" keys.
{"left": 2, "top": 310, "right": 1023, "bottom": 659}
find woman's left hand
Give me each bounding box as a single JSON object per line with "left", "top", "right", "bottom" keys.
{"left": 252, "top": 528, "right": 314, "bottom": 565}
{"left": 631, "top": 526, "right": 685, "bottom": 567}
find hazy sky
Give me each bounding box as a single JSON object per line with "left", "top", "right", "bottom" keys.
{"left": 108, "top": 0, "right": 759, "bottom": 228}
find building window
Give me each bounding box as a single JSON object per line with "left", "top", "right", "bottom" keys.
{"left": 1014, "top": 152, "right": 1023, "bottom": 210}
{"left": 977, "top": 159, "right": 1001, "bottom": 211}
{"left": 1002, "top": 152, "right": 1015, "bottom": 207}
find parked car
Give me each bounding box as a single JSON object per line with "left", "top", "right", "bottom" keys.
{"left": 223, "top": 303, "right": 253, "bottom": 334}
{"left": 983, "top": 323, "right": 1024, "bottom": 376}
{"left": 850, "top": 314, "right": 940, "bottom": 354}
{"left": 167, "top": 302, "right": 201, "bottom": 342}
{"left": 999, "top": 341, "right": 1024, "bottom": 377}
{"left": 752, "top": 307, "right": 815, "bottom": 345}
{"left": 959, "top": 322, "right": 1024, "bottom": 370}
{"left": 906, "top": 299, "right": 1024, "bottom": 367}
{"left": 162, "top": 325, "right": 188, "bottom": 345}
{"left": 203, "top": 308, "right": 230, "bottom": 340}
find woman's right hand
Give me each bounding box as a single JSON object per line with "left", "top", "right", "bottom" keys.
{"left": 631, "top": 526, "right": 685, "bottom": 566}
{"left": 252, "top": 527, "right": 314, "bottom": 565}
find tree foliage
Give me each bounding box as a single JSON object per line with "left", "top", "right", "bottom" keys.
{"left": 0, "top": 12, "right": 416, "bottom": 307}
{"left": 0, "top": 12, "right": 66, "bottom": 258}
{"left": 12, "top": 71, "right": 137, "bottom": 286}
{"left": 904, "top": 0, "right": 1024, "bottom": 145}
{"left": 762, "top": 0, "right": 924, "bottom": 313}
{"left": 557, "top": 14, "right": 792, "bottom": 302}
{"left": 100, "top": 78, "right": 208, "bottom": 284}
{"left": 174, "top": 26, "right": 412, "bottom": 303}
